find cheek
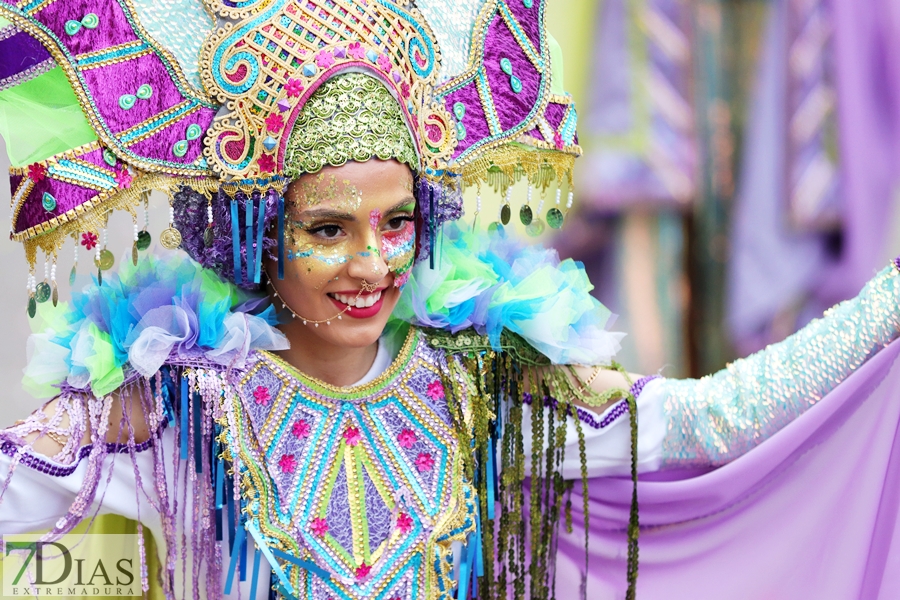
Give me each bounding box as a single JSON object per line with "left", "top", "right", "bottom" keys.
{"left": 382, "top": 222, "right": 415, "bottom": 284}
{"left": 287, "top": 241, "right": 354, "bottom": 277}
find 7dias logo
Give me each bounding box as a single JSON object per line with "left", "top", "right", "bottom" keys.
{"left": 2, "top": 534, "right": 140, "bottom": 597}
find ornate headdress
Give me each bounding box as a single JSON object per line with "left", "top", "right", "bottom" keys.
{"left": 0, "top": 0, "right": 581, "bottom": 305}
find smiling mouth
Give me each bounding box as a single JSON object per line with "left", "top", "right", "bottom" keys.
{"left": 328, "top": 290, "right": 383, "bottom": 308}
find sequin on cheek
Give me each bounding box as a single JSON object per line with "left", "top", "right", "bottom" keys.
{"left": 383, "top": 221, "right": 415, "bottom": 278}
{"left": 369, "top": 209, "right": 381, "bottom": 233}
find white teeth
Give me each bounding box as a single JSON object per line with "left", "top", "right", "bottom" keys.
{"left": 331, "top": 290, "right": 381, "bottom": 308}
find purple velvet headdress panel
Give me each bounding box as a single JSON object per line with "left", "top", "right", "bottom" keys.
{"left": 10, "top": 142, "right": 132, "bottom": 241}
{"left": 0, "top": 0, "right": 219, "bottom": 176}
{"left": 0, "top": 24, "right": 54, "bottom": 90}
{"left": 432, "top": 0, "right": 581, "bottom": 188}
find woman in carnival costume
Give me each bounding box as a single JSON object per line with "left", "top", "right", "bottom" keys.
{"left": 0, "top": 1, "right": 899, "bottom": 599}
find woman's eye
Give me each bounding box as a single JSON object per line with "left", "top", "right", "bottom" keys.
{"left": 309, "top": 224, "right": 343, "bottom": 239}
{"left": 384, "top": 216, "right": 413, "bottom": 232}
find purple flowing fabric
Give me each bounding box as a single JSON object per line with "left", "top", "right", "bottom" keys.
{"left": 553, "top": 340, "right": 900, "bottom": 599}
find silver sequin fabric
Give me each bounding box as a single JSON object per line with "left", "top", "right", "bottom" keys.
{"left": 415, "top": 0, "right": 488, "bottom": 82}
{"left": 131, "top": 0, "right": 215, "bottom": 92}
{"left": 661, "top": 265, "right": 900, "bottom": 467}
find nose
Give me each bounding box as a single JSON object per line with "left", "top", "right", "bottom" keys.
{"left": 346, "top": 233, "right": 389, "bottom": 283}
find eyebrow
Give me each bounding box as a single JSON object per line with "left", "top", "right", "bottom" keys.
{"left": 298, "top": 196, "right": 416, "bottom": 221}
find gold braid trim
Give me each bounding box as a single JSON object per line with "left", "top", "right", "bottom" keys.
{"left": 458, "top": 146, "right": 579, "bottom": 194}
{"left": 19, "top": 174, "right": 287, "bottom": 269}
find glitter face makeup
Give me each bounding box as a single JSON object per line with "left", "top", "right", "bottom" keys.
{"left": 266, "top": 159, "right": 416, "bottom": 351}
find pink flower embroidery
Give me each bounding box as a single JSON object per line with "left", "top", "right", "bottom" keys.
{"left": 28, "top": 163, "right": 46, "bottom": 182}
{"left": 343, "top": 426, "right": 362, "bottom": 447}
{"left": 81, "top": 232, "right": 98, "bottom": 250}
{"left": 114, "top": 168, "right": 133, "bottom": 189}
{"left": 396, "top": 512, "right": 413, "bottom": 534}
{"left": 553, "top": 130, "right": 564, "bottom": 150}
{"left": 257, "top": 153, "right": 275, "bottom": 173}
{"left": 278, "top": 453, "right": 296, "bottom": 473}
{"left": 397, "top": 429, "right": 417, "bottom": 449}
{"left": 415, "top": 452, "right": 435, "bottom": 472}
{"left": 400, "top": 82, "right": 410, "bottom": 99}
{"left": 355, "top": 563, "right": 371, "bottom": 579}
{"left": 426, "top": 380, "right": 444, "bottom": 400}
{"left": 253, "top": 385, "right": 270, "bottom": 405}
{"left": 348, "top": 42, "right": 366, "bottom": 60}
{"left": 310, "top": 517, "right": 328, "bottom": 537}
{"left": 292, "top": 419, "right": 311, "bottom": 438}
{"left": 315, "top": 50, "right": 335, "bottom": 69}
{"left": 265, "top": 112, "right": 285, "bottom": 133}
{"left": 377, "top": 53, "right": 392, "bottom": 73}
{"left": 285, "top": 78, "right": 304, "bottom": 98}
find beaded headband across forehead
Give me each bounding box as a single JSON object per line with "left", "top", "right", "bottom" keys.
{"left": 0, "top": 0, "right": 581, "bottom": 304}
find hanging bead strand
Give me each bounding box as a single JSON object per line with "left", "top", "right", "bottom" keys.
{"left": 26, "top": 272, "right": 36, "bottom": 318}
{"left": 204, "top": 196, "right": 214, "bottom": 248}
{"left": 132, "top": 217, "right": 140, "bottom": 266}
{"left": 70, "top": 239, "right": 78, "bottom": 285}
{"left": 50, "top": 258, "right": 58, "bottom": 306}
{"left": 136, "top": 193, "right": 151, "bottom": 252}
{"left": 520, "top": 185, "right": 534, "bottom": 226}
{"left": 547, "top": 187, "right": 564, "bottom": 229}
{"left": 160, "top": 200, "right": 182, "bottom": 250}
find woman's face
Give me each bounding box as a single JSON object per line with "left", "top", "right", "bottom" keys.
{"left": 267, "top": 159, "right": 416, "bottom": 349}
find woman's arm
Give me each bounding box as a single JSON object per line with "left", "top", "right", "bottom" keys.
{"left": 647, "top": 263, "right": 900, "bottom": 468}
{"left": 529, "top": 262, "right": 900, "bottom": 477}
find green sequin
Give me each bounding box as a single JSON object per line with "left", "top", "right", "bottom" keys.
{"left": 284, "top": 73, "right": 417, "bottom": 178}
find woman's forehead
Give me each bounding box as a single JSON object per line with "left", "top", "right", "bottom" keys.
{"left": 287, "top": 160, "right": 414, "bottom": 213}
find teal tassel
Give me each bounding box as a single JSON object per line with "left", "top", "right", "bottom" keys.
{"left": 249, "top": 547, "right": 262, "bottom": 599}
{"left": 224, "top": 521, "right": 246, "bottom": 595}
{"left": 245, "top": 196, "right": 255, "bottom": 278}
{"left": 254, "top": 195, "right": 266, "bottom": 283}
{"left": 179, "top": 375, "right": 188, "bottom": 460}
{"left": 277, "top": 193, "right": 285, "bottom": 280}
{"left": 230, "top": 197, "right": 242, "bottom": 285}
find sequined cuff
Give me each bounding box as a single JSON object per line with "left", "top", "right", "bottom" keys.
{"left": 661, "top": 264, "right": 900, "bottom": 467}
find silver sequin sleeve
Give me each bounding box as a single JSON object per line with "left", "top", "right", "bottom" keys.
{"left": 659, "top": 264, "right": 900, "bottom": 467}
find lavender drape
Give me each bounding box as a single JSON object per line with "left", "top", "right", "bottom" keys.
{"left": 553, "top": 340, "right": 900, "bottom": 599}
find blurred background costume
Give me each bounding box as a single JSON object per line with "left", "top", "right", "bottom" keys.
{"left": 0, "top": 1, "right": 899, "bottom": 599}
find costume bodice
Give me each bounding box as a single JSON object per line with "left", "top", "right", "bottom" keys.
{"left": 217, "top": 327, "right": 476, "bottom": 599}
